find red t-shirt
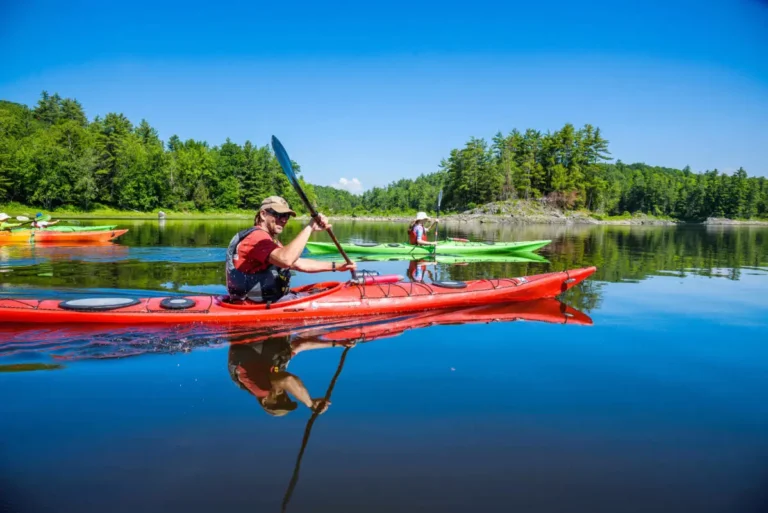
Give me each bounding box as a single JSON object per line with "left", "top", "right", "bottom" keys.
{"left": 234, "top": 228, "right": 282, "bottom": 274}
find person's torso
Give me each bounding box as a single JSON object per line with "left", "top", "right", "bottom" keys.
{"left": 408, "top": 224, "right": 425, "bottom": 244}
{"left": 233, "top": 227, "right": 283, "bottom": 274}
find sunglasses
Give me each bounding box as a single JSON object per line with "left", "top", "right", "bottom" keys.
{"left": 267, "top": 209, "right": 292, "bottom": 221}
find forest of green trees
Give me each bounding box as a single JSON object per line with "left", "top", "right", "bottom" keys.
{"left": 2, "top": 92, "right": 766, "bottom": 220}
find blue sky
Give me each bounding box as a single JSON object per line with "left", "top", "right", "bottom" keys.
{"left": 1, "top": 0, "right": 766, "bottom": 192}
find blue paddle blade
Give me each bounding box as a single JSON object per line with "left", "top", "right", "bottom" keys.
{"left": 438, "top": 189, "right": 443, "bottom": 208}
{"left": 271, "top": 135, "right": 300, "bottom": 188}
{"left": 271, "top": 135, "right": 317, "bottom": 216}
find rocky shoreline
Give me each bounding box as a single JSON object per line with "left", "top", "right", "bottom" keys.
{"left": 319, "top": 201, "right": 768, "bottom": 226}
{"left": 325, "top": 213, "right": 675, "bottom": 225}
{"left": 324, "top": 213, "right": 768, "bottom": 226}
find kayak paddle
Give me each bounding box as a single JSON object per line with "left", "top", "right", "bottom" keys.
{"left": 271, "top": 135, "right": 357, "bottom": 280}
{"left": 15, "top": 214, "right": 52, "bottom": 227}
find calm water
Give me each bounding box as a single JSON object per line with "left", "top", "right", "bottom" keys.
{"left": 1, "top": 219, "right": 768, "bottom": 513}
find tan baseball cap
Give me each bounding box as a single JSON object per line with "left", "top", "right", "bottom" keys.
{"left": 259, "top": 196, "right": 296, "bottom": 216}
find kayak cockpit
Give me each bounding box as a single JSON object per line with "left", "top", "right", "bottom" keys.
{"left": 215, "top": 281, "right": 344, "bottom": 310}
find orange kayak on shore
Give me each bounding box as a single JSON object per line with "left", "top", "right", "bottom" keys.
{"left": 0, "top": 228, "right": 128, "bottom": 244}
{"left": 0, "top": 266, "right": 596, "bottom": 325}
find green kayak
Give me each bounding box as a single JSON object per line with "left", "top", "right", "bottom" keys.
{"left": 311, "top": 251, "right": 549, "bottom": 264}
{"left": 305, "top": 239, "right": 551, "bottom": 256}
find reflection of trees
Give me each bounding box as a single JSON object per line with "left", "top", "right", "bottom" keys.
{"left": 0, "top": 260, "right": 226, "bottom": 292}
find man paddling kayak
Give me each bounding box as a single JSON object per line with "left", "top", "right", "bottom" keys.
{"left": 225, "top": 196, "right": 357, "bottom": 303}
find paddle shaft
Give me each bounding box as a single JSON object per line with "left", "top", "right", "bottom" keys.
{"left": 271, "top": 136, "right": 356, "bottom": 279}
{"left": 306, "top": 203, "right": 356, "bottom": 279}
{"left": 292, "top": 178, "right": 354, "bottom": 268}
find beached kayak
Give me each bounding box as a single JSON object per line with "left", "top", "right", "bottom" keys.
{"left": 0, "top": 228, "right": 128, "bottom": 244}
{"left": 0, "top": 266, "right": 596, "bottom": 325}
{"left": 305, "top": 239, "right": 551, "bottom": 256}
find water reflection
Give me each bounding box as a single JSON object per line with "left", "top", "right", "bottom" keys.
{"left": 2, "top": 221, "right": 765, "bottom": 287}
{"left": 0, "top": 299, "right": 591, "bottom": 365}
{"left": 0, "top": 296, "right": 595, "bottom": 511}
{"left": 0, "top": 220, "right": 766, "bottom": 334}
{"left": 1, "top": 220, "right": 767, "bottom": 513}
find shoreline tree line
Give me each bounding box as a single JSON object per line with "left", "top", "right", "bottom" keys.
{"left": 1, "top": 92, "right": 766, "bottom": 220}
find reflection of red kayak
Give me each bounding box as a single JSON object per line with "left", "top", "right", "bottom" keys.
{"left": 0, "top": 267, "right": 596, "bottom": 325}
{"left": 311, "top": 299, "right": 592, "bottom": 344}
{"left": 0, "top": 299, "right": 592, "bottom": 362}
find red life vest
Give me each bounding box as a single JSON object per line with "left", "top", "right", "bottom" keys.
{"left": 408, "top": 224, "right": 426, "bottom": 245}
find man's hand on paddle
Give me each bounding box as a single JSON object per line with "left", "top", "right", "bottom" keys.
{"left": 310, "top": 398, "right": 331, "bottom": 414}
{"left": 336, "top": 261, "right": 357, "bottom": 272}
{"left": 309, "top": 214, "right": 331, "bottom": 232}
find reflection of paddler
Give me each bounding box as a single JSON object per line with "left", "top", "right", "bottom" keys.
{"left": 407, "top": 259, "right": 435, "bottom": 283}
{"left": 228, "top": 334, "right": 352, "bottom": 416}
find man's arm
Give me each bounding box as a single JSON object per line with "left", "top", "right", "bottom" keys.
{"left": 268, "top": 214, "right": 331, "bottom": 268}
{"left": 271, "top": 371, "right": 330, "bottom": 413}
{"left": 268, "top": 225, "right": 314, "bottom": 267}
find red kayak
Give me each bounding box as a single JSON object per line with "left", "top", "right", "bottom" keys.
{"left": 0, "top": 266, "right": 596, "bottom": 325}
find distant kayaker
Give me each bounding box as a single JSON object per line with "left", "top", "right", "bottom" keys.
{"left": 0, "top": 213, "right": 20, "bottom": 231}
{"left": 225, "top": 195, "right": 356, "bottom": 303}
{"left": 228, "top": 333, "right": 354, "bottom": 416}
{"left": 31, "top": 213, "right": 59, "bottom": 229}
{"left": 408, "top": 212, "right": 439, "bottom": 246}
